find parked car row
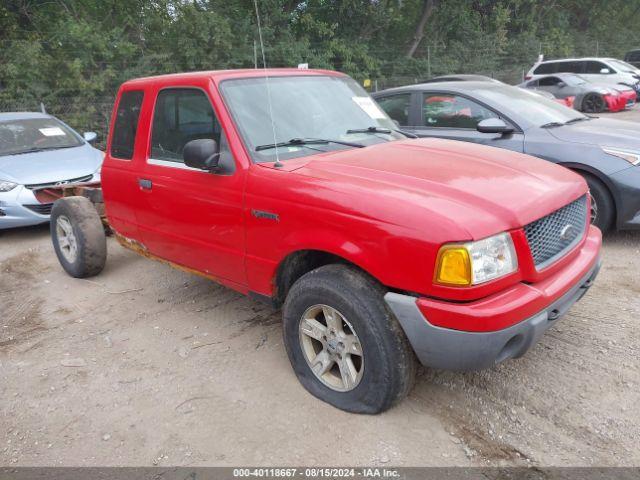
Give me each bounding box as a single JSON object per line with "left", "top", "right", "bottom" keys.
{"left": 526, "top": 57, "right": 640, "bottom": 101}
{"left": 372, "top": 78, "right": 640, "bottom": 232}
{"left": 519, "top": 73, "right": 636, "bottom": 113}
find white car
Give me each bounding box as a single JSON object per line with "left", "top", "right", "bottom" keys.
{"left": 525, "top": 58, "right": 640, "bottom": 97}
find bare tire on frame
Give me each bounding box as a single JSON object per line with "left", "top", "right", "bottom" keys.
{"left": 282, "top": 264, "right": 417, "bottom": 414}
{"left": 51, "top": 196, "right": 107, "bottom": 278}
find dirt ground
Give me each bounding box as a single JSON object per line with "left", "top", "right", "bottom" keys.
{"left": 1, "top": 107, "right": 640, "bottom": 468}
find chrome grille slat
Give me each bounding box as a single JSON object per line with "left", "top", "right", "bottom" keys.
{"left": 25, "top": 174, "right": 93, "bottom": 190}
{"left": 524, "top": 195, "right": 587, "bottom": 270}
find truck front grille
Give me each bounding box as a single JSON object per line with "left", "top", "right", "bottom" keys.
{"left": 524, "top": 195, "right": 588, "bottom": 270}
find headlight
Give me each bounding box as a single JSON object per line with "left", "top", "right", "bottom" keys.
{"left": 602, "top": 147, "right": 640, "bottom": 165}
{"left": 0, "top": 179, "right": 18, "bottom": 192}
{"left": 435, "top": 232, "right": 518, "bottom": 286}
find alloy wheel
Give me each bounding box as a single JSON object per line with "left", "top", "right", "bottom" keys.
{"left": 589, "top": 192, "right": 598, "bottom": 225}
{"left": 56, "top": 215, "right": 78, "bottom": 263}
{"left": 298, "top": 304, "right": 364, "bottom": 392}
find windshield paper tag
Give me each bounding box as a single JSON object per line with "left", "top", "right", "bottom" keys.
{"left": 39, "top": 127, "right": 65, "bottom": 137}
{"left": 352, "top": 97, "right": 386, "bottom": 119}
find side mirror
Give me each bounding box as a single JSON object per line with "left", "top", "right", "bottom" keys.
{"left": 600, "top": 68, "right": 611, "bottom": 74}
{"left": 83, "top": 132, "right": 98, "bottom": 144}
{"left": 557, "top": 81, "right": 566, "bottom": 88}
{"left": 183, "top": 139, "right": 220, "bottom": 171}
{"left": 477, "top": 118, "right": 514, "bottom": 134}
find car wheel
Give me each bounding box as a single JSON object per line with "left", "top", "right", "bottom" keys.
{"left": 51, "top": 196, "right": 107, "bottom": 278}
{"left": 282, "top": 264, "right": 416, "bottom": 414}
{"left": 580, "top": 174, "right": 614, "bottom": 232}
{"left": 581, "top": 93, "right": 605, "bottom": 113}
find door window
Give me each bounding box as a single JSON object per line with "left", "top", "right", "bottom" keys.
{"left": 422, "top": 93, "right": 499, "bottom": 128}
{"left": 110, "top": 90, "right": 144, "bottom": 160}
{"left": 150, "top": 89, "right": 221, "bottom": 163}
{"left": 534, "top": 63, "right": 556, "bottom": 74}
{"left": 584, "top": 61, "right": 614, "bottom": 74}
{"left": 375, "top": 93, "right": 411, "bottom": 126}
{"left": 555, "top": 61, "right": 583, "bottom": 73}
{"left": 538, "top": 77, "right": 561, "bottom": 87}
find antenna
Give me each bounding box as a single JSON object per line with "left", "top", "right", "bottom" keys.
{"left": 253, "top": 0, "right": 283, "bottom": 168}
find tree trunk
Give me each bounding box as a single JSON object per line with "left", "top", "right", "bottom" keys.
{"left": 406, "top": 0, "right": 436, "bottom": 58}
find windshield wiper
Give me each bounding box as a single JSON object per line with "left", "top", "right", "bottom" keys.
{"left": 255, "top": 137, "right": 364, "bottom": 152}
{"left": 565, "top": 117, "right": 592, "bottom": 124}
{"left": 8, "top": 145, "right": 77, "bottom": 155}
{"left": 346, "top": 126, "right": 418, "bottom": 139}
{"left": 540, "top": 122, "right": 565, "bottom": 129}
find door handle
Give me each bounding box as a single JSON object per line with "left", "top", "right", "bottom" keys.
{"left": 138, "top": 178, "right": 152, "bottom": 190}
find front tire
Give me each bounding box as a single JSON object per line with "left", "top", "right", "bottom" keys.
{"left": 581, "top": 93, "right": 605, "bottom": 113}
{"left": 581, "top": 174, "right": 614, "bottom": 232}
{"left": 51, "top": 196, "right": 107, "bottom": 278}
{"left": 282, "top": 264, "right": 416, "bottom": 414}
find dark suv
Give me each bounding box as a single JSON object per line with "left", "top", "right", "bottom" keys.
{"left": 624, "top": 49, "right": 640, "bottom": 68}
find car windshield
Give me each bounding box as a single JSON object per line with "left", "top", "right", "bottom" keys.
{"left": 609, "top": 59, "right": 638, "bottom": 73}
{"left": 220, "top": 75, "right": 403, "bottom": 163}
{"left": 0, "top": 117, "right": 83, "bottom": 156}
{"left": 479, "top": 86, "right": 587, "bottom": 127}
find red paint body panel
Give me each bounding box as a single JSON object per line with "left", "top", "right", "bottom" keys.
{"left": 603, "top": 91, "right": 636, "bottom": 112}
{"left": 100, "top": 69, "right": 601, "bottom": 333}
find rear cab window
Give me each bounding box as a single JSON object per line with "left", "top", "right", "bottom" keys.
{"left": 110, "top": 90, "right": 144, "bottom": 160}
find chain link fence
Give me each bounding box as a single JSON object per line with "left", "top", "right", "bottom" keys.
{"left": 1, "top": 39, "right": 637, "bottom": 142}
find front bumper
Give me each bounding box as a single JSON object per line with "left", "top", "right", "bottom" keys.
{"left": 0, "top": 186, "right": 51, "bottom": 229}
{"left": 385, "top": 229, "right": 601, "bottom": 371}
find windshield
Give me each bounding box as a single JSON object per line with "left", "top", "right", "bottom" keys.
{"left": 609, "top": 59, "right": 639, "bottom": 73}
{"left": 220, "top": 75, "right": 403, "bottom": 162}
{"left": 0, "top": 117, "right": 83, "bottom": 156}
{"left": 480, "top": 86, "right": 586, "bottom": 127}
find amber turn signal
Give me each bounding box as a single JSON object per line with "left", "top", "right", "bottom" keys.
{"left": 435, "top": 246, "right": 471, "bottom": 286}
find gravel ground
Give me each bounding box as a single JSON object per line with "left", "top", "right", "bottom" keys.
{"left": 1, "top": 106, "right": 639, "bottom": 467}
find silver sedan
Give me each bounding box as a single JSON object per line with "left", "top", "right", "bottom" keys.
{"left": 0, "top": 112, "right": 103, "bottom": 229}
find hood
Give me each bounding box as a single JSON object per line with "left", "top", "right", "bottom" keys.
{"left": 547, "top": 118, "right": 640, "bottom": 151}
{"left": 292, "top": 138, "right": 585, "bottom": 240}
{"left": 0, "top": 143, "right": 103, "bottom": 185}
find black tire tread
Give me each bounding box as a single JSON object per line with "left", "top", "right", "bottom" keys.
{"left": 50, "top": 196, "right": 107, "bottom": 278}
{"left": 283, "top": 264, "right": 416, "bottom": 414}
{"left": 581, "top": 173, "right": 614, "bottom": 232}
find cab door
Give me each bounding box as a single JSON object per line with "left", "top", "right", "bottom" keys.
{"left": 135, "top": 86, "right": 247, "bottom": 288}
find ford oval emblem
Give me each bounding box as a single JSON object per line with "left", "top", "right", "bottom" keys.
{"left": 560, "top": 224, "right": 576, "bottom": 241}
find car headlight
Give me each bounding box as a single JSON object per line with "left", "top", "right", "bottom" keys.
{"left": 0, "top": 179, "right": 18, "bottom": 192}
{"left": 602, "top": 147, "right": 640, "bottom": 165}
{"left": 435, "top": 232, "right": 518, "bottom": 286}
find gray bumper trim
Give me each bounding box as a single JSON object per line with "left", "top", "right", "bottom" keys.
{"left": 385, "top": 260, "right": 601, "bottom": 372}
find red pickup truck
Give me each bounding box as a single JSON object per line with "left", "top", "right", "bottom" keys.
{"left": 49, "top": 69, "right": 602, "bottom": 414}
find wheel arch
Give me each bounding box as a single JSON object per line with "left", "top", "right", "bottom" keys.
{"left": 559, "top": 162, "right": 619, "bottom": 223}
{"left": 273, "top": 249, "right": 379, "bottom": 307}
